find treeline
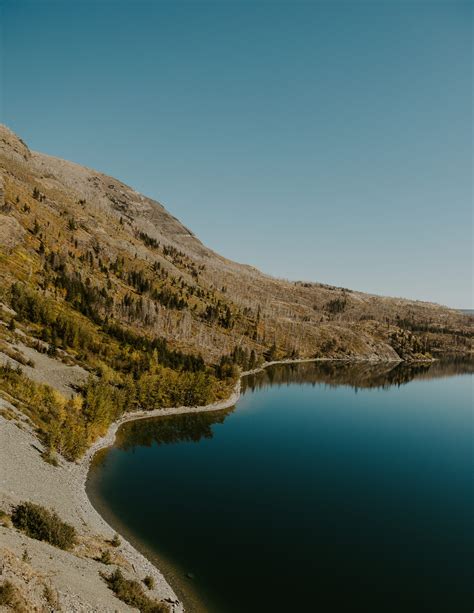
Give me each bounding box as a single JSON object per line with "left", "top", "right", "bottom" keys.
{"left": 137, "top": 230, "right": 159, "bottom": 249}
{"left": 3, "top": 282, "right": 266, "bottom": 461}
{"left": 9, "top": 283, "right": 205, "bottom": 374}
{"left": 10, "top": 282, "right": 96, "bottom": 352}
{"left": 202, "top": 303, "right": 233, "bottom": 328}
{"left": 9, "top": 282, "right": 248, "bottom": 380}
{"left": 162, "top": 244, "right": 201, "bottom": 278}
{"left": 389, "top": 329, "right": 431, "bottom": 358}
{"left": 103, "top": 322, "right": 206, "bottom": 373}
{"left": 53, "top": 268, "right": 111, "bottom": 324}
{"left": 150, "top": 287, "right": 187, "bottom": 310}
{"left": 46, "top": 242, "right": 239, "bottom": 331}
{"left": 325, "top": 296, "right": 348, "bottom": 315}
{"left": 216, "top": 345, "right": 261, "bottom": 378}
{"left": 0, "top": 362, "right": 90, "bottom": 460}
{"left": 395, "top": 315, "right": 474, "bottom": 338}
{"left": 51, "top": 250, "right": 188, "bottom": 320}
{"left": 0, "top": 361, "right": 228, "bottom": 461}
{"left": 0, "top": 361, "right": 133, "bottom": 459}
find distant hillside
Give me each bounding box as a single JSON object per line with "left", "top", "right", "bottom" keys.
{"left": 1, "top": 124, "right": 471, "bottom": 364}
{"left": 0, "top": 123, "right": 472, "bottom": 458}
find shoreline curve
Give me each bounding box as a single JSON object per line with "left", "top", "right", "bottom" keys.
{"left": 79, "top": 357, "right": 402, "bottom": 611}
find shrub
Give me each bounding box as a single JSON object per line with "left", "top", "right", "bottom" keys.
{"left": 99, "top": 549, "right": 112, "bottom": 564}
{"left": 41, "top": 449, "right": 59, "bottom": 466}
{"left": 43, "top": 584, "right": 59, "bottom": 608}
{"left": 110, "top": 533, "right": 121, "bottom": 547}
{"left": 11, "top": 502, "right": 77, "bottom": 550}
{"left": 325, "top": 296, "right": 347, "bottom": 315}
{"left": 102, "top": 568, "right": 169, "bottom": 612}
{"left": 0, "top": 581, "right": 23, "bottom": 610}
{"left": 143, "top": 575, "right": 155, "bottom": 590}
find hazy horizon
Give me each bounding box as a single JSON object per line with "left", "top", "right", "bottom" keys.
{"left": 1, "top": 0, "right": 472, "bottom": 308}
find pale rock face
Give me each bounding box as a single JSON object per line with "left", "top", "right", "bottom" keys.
{"left": 0, "top": 214, "right": 25, "bottom": 250}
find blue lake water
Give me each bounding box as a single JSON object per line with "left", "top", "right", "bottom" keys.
{"left": 87, "top": 361, "right": 473, "bottom": 612}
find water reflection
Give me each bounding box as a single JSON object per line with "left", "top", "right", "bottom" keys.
{"left": 110, "top": 359, "right": 473, "bottom": 454}
{"left": 243, "top": 357, "right": 474, "bottom": 393}
{"left": 88, "top": 358, "right": 473, "bottom": 613}
{"left": 114, "top": 407, "right": 234, "bottom": 452}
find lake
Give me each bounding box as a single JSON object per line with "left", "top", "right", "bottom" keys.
{"left": 87, "top": 360, "right": 473, "bottom": 612}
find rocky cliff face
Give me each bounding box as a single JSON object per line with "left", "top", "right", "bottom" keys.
{"left": 0, "top": 123, "right": 472, "bottom": 363}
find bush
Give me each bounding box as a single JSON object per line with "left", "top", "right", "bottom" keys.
{"left": 110, "top": 533, "right": 121, "bottom": 547}
{"left": 41, "top": 449, "right": 59, "bottom": 466}
{"left": 43, "top": 584, "right": 59, "bottom": 608}
{"left": 99, "top": 549, "right": 112, "bottom": 564}
{"left": 0, "top": 581, "right": 16, "bottom": 605}
{"left": 0, "top": 581, "right": 24, "bottom": 610}
{"left": 143, "top": 575, "right": 155, "bottom": 590}
{"left": 325, "top": 296, "right": 347, "bottom": 315}
{"left": 11, "top": 502, "right": 77, "bottom": 550}
{"left": 102, "top": 568, "right": 169, "bottom": 612}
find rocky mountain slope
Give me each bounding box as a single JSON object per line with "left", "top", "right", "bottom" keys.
{"left": 0, "top": 123, "right": 471, "bottom": 367}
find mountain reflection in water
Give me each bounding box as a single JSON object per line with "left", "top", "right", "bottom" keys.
{"left": 106, "top": 359, "right": 473, "bottom": 454}
{"left": 88, "top": 358, "right": 473, "bottom": 613}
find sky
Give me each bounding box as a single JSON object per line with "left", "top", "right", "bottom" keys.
{"left": 1, "top": 0, "right": 472, "bottom": 308}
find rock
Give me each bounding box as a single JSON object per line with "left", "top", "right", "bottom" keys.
{"left": 0, "top": 215, "right": 25, "bottom": 251}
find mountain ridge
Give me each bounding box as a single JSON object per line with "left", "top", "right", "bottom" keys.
{"left": 0, "top": 123, "right": 471, "bottom": 369}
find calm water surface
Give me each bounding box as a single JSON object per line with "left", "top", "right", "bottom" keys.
{"left": 87, "top": 361, "right": 473, "bottom": 613}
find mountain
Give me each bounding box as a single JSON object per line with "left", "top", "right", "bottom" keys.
{"left": 0, "top": 124, "right": 471, "bottom": 365}
{"left": 0, "top": 122, "right": 472, "bottom": 458}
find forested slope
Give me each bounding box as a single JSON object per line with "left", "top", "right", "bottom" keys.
{"left": 0, "top": 124, "right": 471, "bottom": 459}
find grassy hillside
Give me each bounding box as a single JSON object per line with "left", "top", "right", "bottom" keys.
{"left": 0, "top": 124, "right": 471, "bottom": 459}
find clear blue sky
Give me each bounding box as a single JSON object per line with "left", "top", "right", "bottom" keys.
{"left": 1, "top": 0, "right": 472, "bottom": 308}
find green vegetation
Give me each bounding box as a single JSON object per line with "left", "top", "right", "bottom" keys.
{"left": 143, "top": 575, "right": 155, "bottom": 590}
{"left": 325, "top": 296, "right": 347, "bottom": 315}
{"left": 217, "top": 345, "right": 260, "bottom": 378}
{"left": 9, "top": 282, "right": 96, "bottom": 351}
{"left": 8, "top": 364, "right": 84, "bottom": 451}
{"left": 138, "top": 230, "right": 160, "bottom": 249}
{"left": 0, "top": 363, "right": 89, "bottom": 460}
{"left": 1, "top": 281, "right": 238, "bottom": 460}
{"left": 11, "top": 502, "right": 77, "bottom": 550}
{"left": 2, "top": 140, "right": 466, "bottom": 474}
{"left": 102, "top": 568, "right": 170, "bottom": 612}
